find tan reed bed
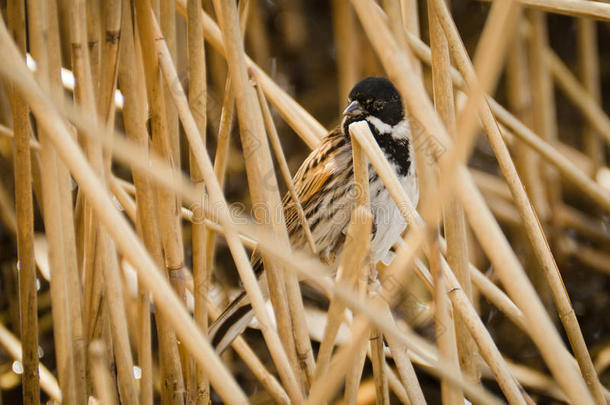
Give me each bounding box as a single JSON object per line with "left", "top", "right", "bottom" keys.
{"left": 0, "top": 0, "right": 609, "bottom": 404}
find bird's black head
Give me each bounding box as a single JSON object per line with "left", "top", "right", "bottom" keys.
{"left": 342, "top": 77, "right": 404, "bottom": 133}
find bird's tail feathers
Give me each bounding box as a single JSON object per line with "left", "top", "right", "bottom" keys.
{"left": 209, "top": 291, "right": 255, "bottom": 354}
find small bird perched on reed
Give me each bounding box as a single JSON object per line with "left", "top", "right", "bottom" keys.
{"left": 209, "top": 76, "right": 418, "bottom": 353}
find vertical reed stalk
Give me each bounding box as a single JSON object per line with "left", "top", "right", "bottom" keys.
{"left": 214, "top": 0, "right": 315, "bottom": 391}
{"left": 133, "top": 2, "right": 187, "bottom": 402}
{"left": 187, "top": 0, "right": 210, "bottom": 402}
{"left": 577, "top": 18, "right": 603, "bottom": 170}
{"left": 7, "top": 2, "right": 40, "bottom": 403}
{"left": 427, "top": 0, "right": 478, "bottom": 388}
{"left": 143, "top": 4, "right": 304, "bottom": 401}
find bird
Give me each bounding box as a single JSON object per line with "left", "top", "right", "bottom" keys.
{"left": 209, "top": 76, "right": 419, "bottom": 353}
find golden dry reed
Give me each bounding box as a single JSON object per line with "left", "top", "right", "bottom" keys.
{"left": 0, "top": 0, "right": 609, "bottom": 404}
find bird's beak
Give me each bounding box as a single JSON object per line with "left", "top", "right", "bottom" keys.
{"left": 343, "top": 100, "right": 363, "bottom": 118}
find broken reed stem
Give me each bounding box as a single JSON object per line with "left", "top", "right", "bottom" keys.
{"left": 6, "top": 2, "right": 40, "bottom": 403}
{"left": 427, "top": 0, "right": 478, "bottom": 385}
{"left": 186, "top": 0, "right": 210, "bottom": 403}
{"left": 90, "top": 340, "right": 119, "bottom": 405}
{"left": 214, "top": 0, "right": 315, "bottom": 391}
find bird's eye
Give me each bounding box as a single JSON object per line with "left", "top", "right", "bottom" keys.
{"left": 374, "top": 100, "right": 384, "bottom": 109}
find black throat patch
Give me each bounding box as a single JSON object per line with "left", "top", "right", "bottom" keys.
{"left": 366, "top": 121, "right": 411, "bottom": 177}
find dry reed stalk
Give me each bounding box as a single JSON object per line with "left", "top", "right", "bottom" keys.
{"left": 399, "top": 0, "right": 422, "bottom": 76}
{"left": 97, "top": 0, "right": 122, "bottom": 123}
{"left": 308, "top": 316, "right": 373, "bottom": 405}
{"left": 86, "top": 0, "right": 101, "bottom": 93}
{"left": 98, "top": 79, "right": 592, "bottom": 404}
{"left": 344, "top": 345, "right": 368, "bottom": 405}
{"left": 161, "top": 0, "right": 180, "bottom": 171}
{"left": 427, "top": 0, "right": 479, "bottom": 384}
{"left": 305, "top": 287, "right": 505, "bottom": 405}
{"left": 350, "top": 119, "right": 523, "bottom": 401}
{"left": 350, "top": 97, "right": 390, "bottom": 405}
{"left": 577, "top": 18, "right": 604, "bottom": 169}
{"left": 17, "top": 3, "right": 79, "bottom": 402}
{"left": 205, "top": 303, "right": 291, "bottom": 405}
{"left": 555, "top": 205, "right": 610, "bottom": 244}
{"left": 506, "top": 19, "right": 550, "bottom": 223}
{"left": 369, "top": 326, "right": 390, "bottom": 405}
{"left": 44, "top": 113, "right": 505, "bottom": 404}
{"left": 186, "top": 0, "right": 210, "bottom": 403}
{"left": 375, "top": 310, "right": 426, "bottom": 404}
{"left": 203, "top": 76, "right": 234, "bottom": 282}
{"left": 69, "top": 0, "right": 139, "bottom": 402}
{"left": 432, "top": 3, "right": 605, "bottom": 401}
{"left": 560, "top": 237, "right": 610, "bottom": 276}
{"left": 90, "top": 341, "right": 119, "bottom": 405}
{"left": 0, "top": 322, "right": 61, "bottom": 402}
{"left": 429, "top": 244, "right": 464, "bottom": 405}
{"left": 0, "top": 123, "right": 40, "bottom": 150}
{"left": 175, "top": 0, "right": 327, "bottom": 147}
{"left": 68, "top": 1, "right": 108, "bottom": 400}
{"left": 454, "top": 167, "right": 595, "bottom": 404}
{"left": 213, "top": 0, "right": 315, "bottom": 390}
{"left": 155, "top": 9, "right": 189, "bottom": 393}
{"left": 140, "top": 3, "right": 306, "bottom": 401}
{"left": 331, "top": 0, "right": 359, "bottom": 108}
{"left": 439, "top": 261, "right": 528, "bottom": 405}
{"left": 0, "top": 19, "right": 252, "bottom": 405}
{"left": 528, "top": 11, "right": 562, "bottom": 251}
{"left": 116, "top": 3, "right": 161, "bottom": 403}
{"left": 6, "top": 2, "right": 39, "bottom": 403}
{"left": 547, "top": 49, "right": 610, "bottom": 145}
{"left": 109, "top": 179, "right": 137, "bottom": 222}
{"left": 254, "top": 83, "right": 317, "bottom": 257}
{"left": 314, "top": 207, "right": 372, "bottom": 381}
{"left": 402, "top": 26, "right": 610, "bottom": 213}
{"left": 0, "top": 179, "right": 18, "bottom": 237}
{"left": 133, "top": 2, "right": 187, "bottom": 402}
{"left": 382, "top": 364, "right": 410, "bottom": 404}
{"left": 507, "top": 0, "right": 610, "bottom": 20}
{"left": 489, "top": 99, "right": 610, "bottom": 212}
